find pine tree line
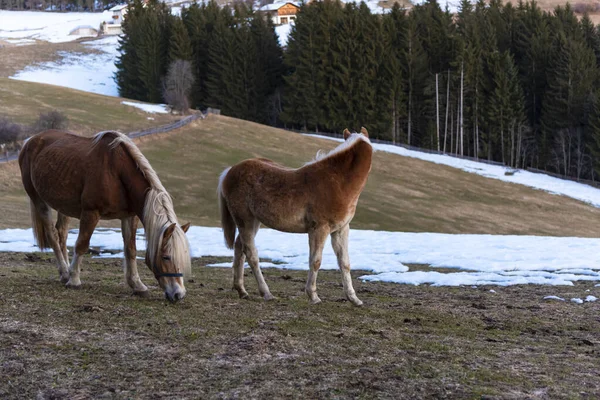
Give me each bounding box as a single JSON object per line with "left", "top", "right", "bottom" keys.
{"left": 115, "top": 0, "right": 283, "bottom": 125}
{"left": 116, "top": 0, "right": 600, "bottom": 180}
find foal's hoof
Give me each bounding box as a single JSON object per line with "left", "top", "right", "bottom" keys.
{"left": 59, "top": 275, "right": 70, "bottom": 284}
{"left": 263, "top": 293, "right": 276, "bottom": 301}
{"left": 349, "top": 298, "right": 364, "bottom": 307}
{"left": 65, "top": 280, "right": 82, "bottom": 289}
{"left": 239, "top": 292, "right": 250, "bottom": 300}
{"left": 309, "top": 297, "right": 322, "bottom": 305}
{"left": 133, "top": 290, "right": 150, "bottom": 298}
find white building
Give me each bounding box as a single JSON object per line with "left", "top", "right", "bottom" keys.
{"left": 258, "top": 2, "right": 300, "bottom": 25}
{"left": 109, "top": 4, "right": 128, "bottom": 24}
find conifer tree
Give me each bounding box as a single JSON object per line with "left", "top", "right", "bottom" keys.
{"left": 115, "top": 0, "right": 147, "bottom": 100}
{"left": 168, "top": 16, "right": 193, "bottom": 63}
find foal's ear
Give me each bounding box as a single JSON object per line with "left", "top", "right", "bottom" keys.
{"left": 181, "top": 222, "right": 191, "bottom": 233}
{"left": 343, "top": 128, "right": 351, "bottom": 140}
{"left": 360, "top": 127, "right": 369, "bottom": 137}
{"left": 163, "top": 223, "right": 177, "bottom": 242}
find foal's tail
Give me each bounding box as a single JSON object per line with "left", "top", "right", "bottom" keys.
{"left": 30, "top": 200, "right": 50, "bottom": 250}
{"left": 217, "top": 167, "right": 236, "bottom": 249}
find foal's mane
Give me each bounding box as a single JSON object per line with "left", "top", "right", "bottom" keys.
{"left": 93, "top": 131, "right": 191, "bottom": 276}
{"left": 307, "top": 133, "right": 372, "bottom": 166}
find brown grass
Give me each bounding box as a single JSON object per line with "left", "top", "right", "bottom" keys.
{"left": 0, "top": 78, "right": 177, "bottom": 135}
{"left": 0, "top": 252, "right": 599, "bottom": 399}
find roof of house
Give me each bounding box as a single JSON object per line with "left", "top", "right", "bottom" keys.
{"left": 109, "top": 4, "right": 128, "bottom": 11}
{"left": 258, "top": 2, "right": 300, "bottom": 12}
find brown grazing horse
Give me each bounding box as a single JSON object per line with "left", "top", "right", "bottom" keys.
{"left": 19, "top": 130, "right": 191, "bottom": 302}
{"left": 218, "top": 128, "right": 372, "bottom": 306}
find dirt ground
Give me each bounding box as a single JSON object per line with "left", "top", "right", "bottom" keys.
{"left": 0, "top": 251, "right": 599, "bottom": 399}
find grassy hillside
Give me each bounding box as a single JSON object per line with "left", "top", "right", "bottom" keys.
{"left": 0, "top": 78, "right": 176, "bottom": 135}
{"left": 133, "top": 115, "right": 600, "bottom": 236}
{"left": 3, "top": 107, "right": 600, "bottom": 235}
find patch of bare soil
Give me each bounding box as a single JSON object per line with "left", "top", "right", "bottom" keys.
{"left": 0, "top": 252, "right": 599, "bottom": 399}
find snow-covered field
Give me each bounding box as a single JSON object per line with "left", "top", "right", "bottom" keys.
{"left": 0, "top": 10, "right": 112, "bottom": 43}
{"left": 1, "top": 227, "right": 600, "bottom": 290}
{"left": 10, "top": 36, "right": 120, "bottom": 97}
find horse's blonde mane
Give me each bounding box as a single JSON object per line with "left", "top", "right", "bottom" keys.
{"left": 307, "top": 133, "right": 372, "bottom": 165}
{"left": 93, "top": 131, "right": 191, "bottom": 276}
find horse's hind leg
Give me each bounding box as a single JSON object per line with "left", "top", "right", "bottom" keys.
{"left": 239, "top": 221, "right": 274, "bottom": 301}
{"left": 67, "top": 210, "right": 100, "bottom": 288}
{"left": 56, "top": 213, "right": 70, "bottom": 266}
{"left": 232, "top": 235, "right": 249, "bottom": 299}
{"left": 35, "top": 202, "right": 69, "bottom": 283}
{"left": 121, "top": 216, "right": 148, "bottom": 296}
{"left": 305, "top": 227, "right": 329, "bottom": 305}
{"left": 331, "top": 224, "right": 363, "bottom": 306}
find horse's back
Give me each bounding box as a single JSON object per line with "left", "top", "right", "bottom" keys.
{"left": 20, "top": 130, "right": 135, "bottom": 219}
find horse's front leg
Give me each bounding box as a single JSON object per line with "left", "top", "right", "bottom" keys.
{"left": 331, "top": 224, "right": 363, "bottom": 306}
{"left": 121, "top": 216, "right": 148, "bottom": 296}
{"left": 66, "top": 210, "right": 100, "bottom": 288}
{"left": 305, "top": 227, "right": 329, "bottom": 305}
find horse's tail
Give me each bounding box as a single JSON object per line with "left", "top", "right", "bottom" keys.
{"left": 19, "top": 137, "right": 51, "bottom": 250}
{"left": 30, "top": 200, "right": 50, "bottom": 250}
{"left": 217, "top": 167, "right": 235, "bottom": 250}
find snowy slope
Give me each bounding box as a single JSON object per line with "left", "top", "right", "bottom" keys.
{"left": 309, "top": 134, "right": 600, "bottom": 209}
{"left": 10, "top": 36, "right": 119, "bottom": 97}
{"left": 2, "top": 227, "right": 600, "bottom": 287}
{"left": 0, "top": 11, "right": 112, "bottom": 43}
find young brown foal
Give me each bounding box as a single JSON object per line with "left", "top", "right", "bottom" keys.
{"left": 19, "top": 130, "right": 191, "bottom": 302}
{"left": 218, "top": 128, "right": 373, "bottom": 306}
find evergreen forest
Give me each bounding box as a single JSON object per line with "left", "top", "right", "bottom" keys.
{"left": 115, "top": 0, "right": 600, "bottom": 180}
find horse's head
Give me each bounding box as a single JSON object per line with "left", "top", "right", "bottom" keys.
{"left": 146, "top": 222, "right": 191, "bottom": 303}
{"left": 343, "top": 127, "right": 369, "bottom": 140}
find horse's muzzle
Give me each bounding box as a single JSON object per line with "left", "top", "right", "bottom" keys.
{"left": 165, "top": 289, "right": 185, "bottom": 303}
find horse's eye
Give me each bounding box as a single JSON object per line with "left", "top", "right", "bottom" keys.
{"left": 162, "top": 255, "right": 172, "bottom": 261}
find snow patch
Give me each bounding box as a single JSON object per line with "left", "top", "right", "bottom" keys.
{"left": 571, "top": 298, "right": 584, "bottom": 304}
{"left": 309, "top": 134, "right": 600, "bottom": 209}
{"left": 0, "top": 11, "right": 112, "bottom": 43}
{"left": 121, "top": 101, "right": 169, "bottom": 114}
{"left": 10, "top": 36, "right": 119, "bottom": 97}
{"left": 3, "top": 226, "right": 600, "bottom": 287}
{"left": 543, "top": 296, "right": 565, "bottom": 301}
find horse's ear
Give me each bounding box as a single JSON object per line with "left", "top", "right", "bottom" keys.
{"left": 360, "top": 127, "right": 369, "bottom": 137}
{"left": 163, "top": 223, "right": 177, "bottom": 242}
{"left": 181, "top": 222, "right": 191, "bottom": 233}
{"left": 343, "top": 128, "right": 351, "bottom": 140}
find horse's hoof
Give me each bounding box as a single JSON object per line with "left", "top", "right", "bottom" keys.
{"left": 351, "top": 298, "right": 364, "bottom": 307}
{"left": 65, "top": 281, "right": 82, "bottom": 289}
{"left": 60, "top": 276, "right": 69, "bottom": 284}
{"left": 133, "top": 290, "right": 150, "bottom": 298}
{"left": 310, "top": 297, "right": 322, "bottom": 305}
{"left": 239, "top": 292, "right": 250, "bottom": 299}
{"left": 263, "top": 293, "right": 276, "bottom": 301}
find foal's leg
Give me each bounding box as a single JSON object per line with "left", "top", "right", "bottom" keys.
{"left": 239, "top": 222, "right": 274, "bottom": 301}
{"left": 331, "top": 224, "right": 363, "bottom": 306}
{"left": 121, "top": 216, "right": 148, "bottom": 295}
{"left": 56, "top": 213, "right": 70, "bottom": 266}
{"left": 232, "top": 235, "right": 249, "bottom": 299}
{"left": 305, "top": 227, "right": 329, "bottom": 305}
{"left": 36, "top": 202, "right": 70, "bottom": 283}
{"left": 66, "top": 210, "right": 100, "bottom": 288}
